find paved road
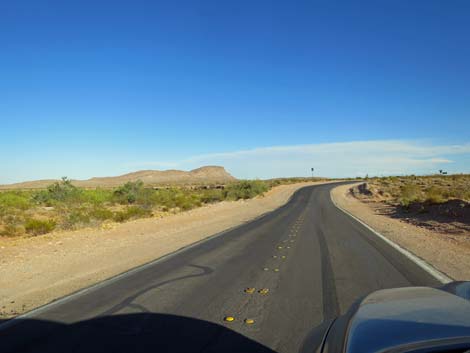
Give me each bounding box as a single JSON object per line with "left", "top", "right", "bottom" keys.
{"left": 1, "top": 183, "right": 440, "bottom": 353}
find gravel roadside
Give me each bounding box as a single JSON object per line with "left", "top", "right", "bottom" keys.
{"left": 331, "top": 183, "right": 470, "bottom": 281}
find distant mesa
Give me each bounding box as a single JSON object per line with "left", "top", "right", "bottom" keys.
{"left": 0, "top": 166, "right": 237, "bottom": 189}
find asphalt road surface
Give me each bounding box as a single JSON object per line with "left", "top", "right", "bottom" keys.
{"left": 1, "top": 183, "right": 440, "bottom": 353}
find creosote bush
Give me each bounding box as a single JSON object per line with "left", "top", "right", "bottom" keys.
{"left": 399, "top": 184, "right": 421, "bottom": 207}
{"left": 424, "top": 186, "right": 445, "bottom": 204}
{"left": 224, "top": 180, "right": 269, "bottom": 200}
{"left": 113, "top": 206, "right": 152, "bottom": 222}
{"left": 24, "top": 218, "right": 57, "bottom": 236}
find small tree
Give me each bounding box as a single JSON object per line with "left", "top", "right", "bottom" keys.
{"left": 113, "top": 180, "right": 145, "bottom": 204}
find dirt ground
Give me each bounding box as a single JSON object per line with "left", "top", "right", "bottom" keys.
{"left": 331, "top": 183, "right": 470, "bottom": 281}
{"left": 0, "top": 181, "right": 331, "bottom": 319}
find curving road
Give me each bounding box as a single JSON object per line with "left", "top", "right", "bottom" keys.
{"left": 0, "top": 183, "right": 440, "bottom": 353}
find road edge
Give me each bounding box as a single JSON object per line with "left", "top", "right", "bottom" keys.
{"left": 330, "top": 185, "right": 453, "bottom": 284}
{"left": 0, "top": 207, "right": 276, "bottom": 331}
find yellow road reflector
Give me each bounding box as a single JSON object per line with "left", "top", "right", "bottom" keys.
{"left": 224, "top": 316, "right": 235, "bottom": 322}
{"left": 244, "top": 318, "right": 255, "bottom": 325}
{"left": 244, "top": 287, "right": 256, "bottom": 294}
{"left": 277, "top": 246, "right": 283, "bottom": 249}
{"left": 258, "top": 288, "right": 269, "bottom": 295}
{"left": 287, "top": 246, "right": 291, "bottom": 249}
{"left": 274, "top": 268, "right": 280, "bottom": 272}
{"left": 272, "top": 255, "right": 278, "bottom": 258}
{"left": 281, "top": 255, "right": 286, "bottom": 259}
{"left": 263, "top": 267, "right": 269, "bottom": 271}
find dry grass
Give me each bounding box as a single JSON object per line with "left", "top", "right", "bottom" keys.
{"left": 350, "top": 174, "right": 470, "bottom": 235}
{"left": 362, "top": 174, "right": 470, "bottom": 206}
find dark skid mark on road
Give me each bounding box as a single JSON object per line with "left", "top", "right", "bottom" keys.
{"left": 316, "top": 227, "right": 340, "bottom": 320}
{"left": 99, "top": 264, "right": 214, "bottom": 316}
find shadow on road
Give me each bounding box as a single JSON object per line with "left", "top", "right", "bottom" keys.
{"left": 0, "top": 313, "right": 276, "bottom": 353}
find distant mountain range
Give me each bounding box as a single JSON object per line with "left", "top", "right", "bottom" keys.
{"left": 0, "top": 166, "right": 237, "bottom": 189}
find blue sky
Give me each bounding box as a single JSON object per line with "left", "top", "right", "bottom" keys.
{"left": 1, "top": 1, "right": 469, "bottom": 183}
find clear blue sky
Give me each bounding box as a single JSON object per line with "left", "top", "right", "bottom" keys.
{"left": 1, "top": 0, "right": 469, "bottom": 182}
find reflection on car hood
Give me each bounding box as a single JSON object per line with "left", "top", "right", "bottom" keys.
{"left": 346, "top": 287, "right": 470, "bottom": 353}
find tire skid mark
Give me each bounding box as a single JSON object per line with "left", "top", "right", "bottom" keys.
{"left": 316, "top": 226, "right": 340, "bottom": 320}
{"left": 99, "top": 264, "right": 214, "bottom": 317}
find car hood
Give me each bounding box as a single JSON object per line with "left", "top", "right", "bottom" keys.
{"left": 345, "top": 286, "right": 470, "bottom": 353}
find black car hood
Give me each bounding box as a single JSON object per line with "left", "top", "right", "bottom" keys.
{"left": 301, "top": 282, "right": 470, "bottom": 353}
{"left": 345, "top": 286, "right": 470, "bottom": 353}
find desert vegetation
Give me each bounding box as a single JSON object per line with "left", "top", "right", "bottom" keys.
{"left": 0, "top": 177, "right": 323, "bottom": 237}
{"left": 351, "top": 174, "right": 470, "bottom": 234}
{"left": 359, "top": 174, "right": 470, "bottom": 206}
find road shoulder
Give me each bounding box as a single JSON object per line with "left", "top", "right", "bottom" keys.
{"left": 331, "top": 183, "right": 470, "bottom": 281}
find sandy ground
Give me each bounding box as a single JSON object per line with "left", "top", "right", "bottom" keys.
{"left": 331, "top": 183, "right": 470, "bottom": 281}
{"left": 0, "top": 181, "right": 332, "bottom": 319}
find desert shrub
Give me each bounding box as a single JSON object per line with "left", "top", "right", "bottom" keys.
{"left": 224, "top": 180, "right": 269, "bottom": 200}
{"left": 33, "top": 177, "right": 83, "bottom": 205}
{"left": 64, "top": 209, "right": 91, "bottom": 228}
{"left": 88, "top": 207, "right": 114, "bottom": 221}
{"left": 174, "top": 193, "right": 201, "bottom": 210}
{"left": 113, "top": 180, "right": 157, "bottom": 206}
{"left": 24, "top": 218, "right": 56, "bottom": 236}
{"left": 0, "top": 192, "right": 32, "bottom": 211}
{"left": 151, "top": 189, "right": 174, "bottom": 208}
{"left": 424, "top": 186, "right": 445, "bottom": 204}
{"left": 113, "top": 180, "right": 143, "bottom": 204}
{"left": 0, "top": 223, "right": 25, "bottom": 237}
{"left": 62, "top": 206, "right": 114, "bottom": 229}
{"left": 136, "top": 189, "right": 160, "bottom": 207}
{"left": 81, "top": 189, "right": 113, "bottom": 205}
{"left": 147, "top": 188, "right": 200, "bottom": 210}
{"left": 446, "top": 187, "right": 470, "bottom": 201}
{"left": 464, "top": 190, "right": 470, "bottom": 201}
{"left": 199, "top": 189, "right": 224, "bottom": 204}
{"left": 398, "top": 183, "right": 421, "bottom": 207}
{"left": 113, "top": 206, "right": 152, "bottom": 222}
